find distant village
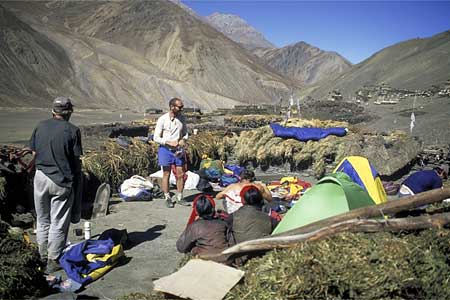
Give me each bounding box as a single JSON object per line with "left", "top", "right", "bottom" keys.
{"left": 328, "top": 78, "right": 450, "bottom": 104}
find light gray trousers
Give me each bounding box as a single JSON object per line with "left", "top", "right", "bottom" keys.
{"left": 34, "top": 169, "right": 73, "bottom": 260}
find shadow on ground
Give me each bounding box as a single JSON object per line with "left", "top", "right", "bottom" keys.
{"left": 125, "top": 224, "right": 166, "bottom": 250}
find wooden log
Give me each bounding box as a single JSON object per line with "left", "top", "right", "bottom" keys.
{"left": 222, "top": 212, "right": 450, "bottom": 255}
{"left": 275, "top": 187, "right": 450, "bottom": 237}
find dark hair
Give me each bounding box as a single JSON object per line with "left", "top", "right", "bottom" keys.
{"left": 243, "top": 187, "right": 263, "bottom": 207}
{"left": 196, "top": 195, "right": 215, "bottom": 218}
{"left": 240, "top": 170, "right": 255, "bottom": 182}
{"left": 169, "top": 97, "right": 181, "bottom": 108}
{"left": 435, "top": 166, "right": 448, "bottom": 179}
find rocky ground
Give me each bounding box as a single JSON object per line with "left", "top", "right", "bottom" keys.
{"left": 0, "top": 107, "right": 146, "bottom": 146}
{"left": 364, "top": 96, "right": 450, "bottom": 146}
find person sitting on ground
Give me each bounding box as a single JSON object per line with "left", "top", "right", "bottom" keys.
{"left": 216, "top": 169, "right": 272, "bottom": 214}
{"left": 398, "top": 164, "right": 448, "bottom": 198}
{"left": 176, "top": 195, "right": 229, "bottom": 262}
{"left": 227, "top": 185, "right": 278, "bottom": 245}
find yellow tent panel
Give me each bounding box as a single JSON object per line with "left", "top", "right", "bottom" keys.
{"left": 333, "top": 156, "right": 387, "bottom": 204}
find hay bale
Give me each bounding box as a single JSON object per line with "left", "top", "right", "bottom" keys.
{"left": 224, "top": 115, "right": 283, "bottom": 128}
{"left": 131, "top": 119, "right": 157, "bottom": 127}
{"left": 81, "top": 131, "right": 232, "bottom": 188}
{"left": 121, "top": 292, "right": 168, "bottom": 300}
{"left": 186, "top": 131, "right": 226, "bottom": 168}
{"left": 227, "top": 229, "right": 450, "bottom": 300}
{"left": 82, "top": 138, "right": 159, "bottom": 189}
{"left": 0, "top": 220, "right": 48, "bottom": 299}
{"left": 233, "top": 119, "right": 421, "bottom": 177}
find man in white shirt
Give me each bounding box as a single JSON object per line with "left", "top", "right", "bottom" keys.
{"left": 153, "top": 98, "right": 190, "bottom": 208}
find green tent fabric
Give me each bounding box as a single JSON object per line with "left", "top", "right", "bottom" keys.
{"left": 272, "top": 172, "right": 376, "bottom": 235}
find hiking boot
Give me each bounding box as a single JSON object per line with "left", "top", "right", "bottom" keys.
{"left": 174, "top": 193, "right": 190, "bottom": 206}
{"left": 165, "top": 197, "right": 175, "bottom": 208}
{"left": 176, "top": 198, "right": 191, "bottom": 206}
{"left": 46, "top": 259, "right": 62, "bottom": 273}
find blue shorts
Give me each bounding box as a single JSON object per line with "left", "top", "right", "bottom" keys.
{"left": 158, "top": 146, "right": 185, "bottom": 167}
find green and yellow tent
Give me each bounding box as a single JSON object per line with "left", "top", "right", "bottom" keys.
{"left": 272, "top": 172, "right": 376, "bottom": 235}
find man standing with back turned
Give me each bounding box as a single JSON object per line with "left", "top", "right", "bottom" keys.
{"left": 153, "top": 97, "right": 190, "bottom": 208}
{"left": 30, "top": 96, "right": 83, "bottom": 273}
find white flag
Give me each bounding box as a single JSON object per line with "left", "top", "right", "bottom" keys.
{"left": 410, "top": 112, "right": 415, "bottom": 133}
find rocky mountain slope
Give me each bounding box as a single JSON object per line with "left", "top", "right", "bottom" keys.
{"left": 205, "top": 13, "right": 275, "bottom": 50}
{"left": 0, "top": 5, "right": 79, "bottom": 107}
{"left": 1, "top": 1, "right": 293, "bottom": 110}
{"left": 304, "top": 30, "right": 450, "bottom": 100}
{"left": 254, "top": 41, "right": 352, "bottom": 85}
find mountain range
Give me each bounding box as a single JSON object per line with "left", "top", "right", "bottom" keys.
{"left": 304, "top": 30, "right": 450, "bottom": 100}
{"left": 1, "top": 0, "right": 293, "bottom": 110}
{"left": 0, "top": 0, "right": 449, "bottom": 111}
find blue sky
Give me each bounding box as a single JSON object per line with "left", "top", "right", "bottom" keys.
{"left": 183, "top": 1, "right": 450, "bottom": 64}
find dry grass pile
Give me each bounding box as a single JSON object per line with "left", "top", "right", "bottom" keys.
{"left": 224, "top": 115, "right": 283, "bottom": 128}
{"left": 226, "top": 229, "right": 450, "bottom": 300}
{"left": 186, "top": 131, "right": 231, "bottom": 167}
{"left": 131, "top": 118, "right": 157, "bottom": 127}
{"left": 82, "top": 131, "right": 233, "bottom": 188}
{"left": 82, "top": 138, "right": 159, "bottom": 189}
{"left": 121, "top": 292, "right": 167, "bottom": 300}
{"left": 444, "top": 179, "right": 450, "bottom": 189}
{"left": 0, "top": 220, "right": 48, "bottom": 299}
{"left": 233, "top": 119, "right": 420, "bottom": 177}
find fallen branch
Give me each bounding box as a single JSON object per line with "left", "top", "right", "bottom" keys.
{"left": 276, "top": 187, "right": 450, "bottom": 237}
{"left": 199, "top": 188, "right": 450, "bottom": 261}
{"left": 222, "top": 212, "right": 450, "bottom": 255}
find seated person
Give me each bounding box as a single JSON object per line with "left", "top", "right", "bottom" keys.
{"left": 216, "top": 169, "right": 272, "bottom": 214}
{"left": 176, "top": 195, "right": 229, "bottom": 260}
{"left": 227, "top": 185, "right": 278, "bottom": 245}
{"left": 398, "top": 164, "right": 448, "bottom": 197}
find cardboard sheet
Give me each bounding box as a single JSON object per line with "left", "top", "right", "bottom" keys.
{"left": 153, "top": 259, "right": 244, "bottom": 300}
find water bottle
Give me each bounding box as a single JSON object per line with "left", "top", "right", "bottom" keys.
{"left": 84, "top": 221, "right": 91, "bottom": 240}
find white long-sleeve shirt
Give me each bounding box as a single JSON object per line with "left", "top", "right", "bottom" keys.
{"left": 153, "top": 112, "right": 188, "bottom": 146}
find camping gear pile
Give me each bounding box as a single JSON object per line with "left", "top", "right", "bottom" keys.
{"left": 59, "top": 229, "right": 127, "bottom": 291}
{"left": 0, "top": 220, "right": 49, "bottom": 299}
{"left": 119, "top": 175, "right": 155, "bottom": 201}
{"left": 267, "top": 176, "right": 311, "bottom": 201}
{"left": 233, "top": 119, "right": 421, "bottom": 178}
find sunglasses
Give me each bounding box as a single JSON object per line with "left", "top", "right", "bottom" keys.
{"left": 175, "top": 105, "right": 184, "bottom": 109}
